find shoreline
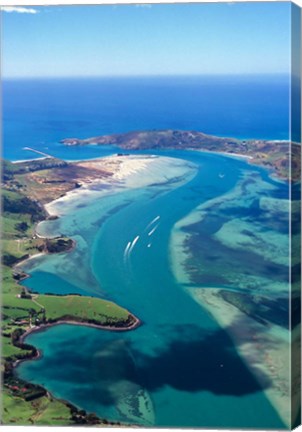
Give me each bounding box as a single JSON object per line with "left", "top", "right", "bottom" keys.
{"left": 8, "top": 155, "right": 149, "bottom": 425}
{"left": 5, "top": 149, "right": 295, "bottom": 426}
{"left": 60, "top": 129, "right": 299, "bottom": 182}
{"left": 42, "top": 154, "right": 161, "bottom": 217}
{"left": 8, "top": 153, "right": 198, "bottom": 425}
{"left": 19, "top": 316, "right": 141, "bottom": 348}
{"left": 8, "top": 136, "right": 296, "bottom": 165}
{"left": 13, "top": 237, "right": 77, "bottom": 286}
{"left": 14, "top": 315, "right": 141, "bottom": 369}
{"left": 11, "top": 156, "right": 49, "bottom": 164}
{"left": 195, "top": 148, "right": 254, "bottom": 160}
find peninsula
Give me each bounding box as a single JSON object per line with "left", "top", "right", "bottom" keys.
{"left": 61, "top": 129, "right": 301, "bottom": 181}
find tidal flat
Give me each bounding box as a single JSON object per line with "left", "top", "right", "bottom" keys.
{"left": 170, "top": 165, "right": 300, "bottom": 426}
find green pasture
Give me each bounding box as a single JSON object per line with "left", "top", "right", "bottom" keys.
{"left": 38, "top": 294, "right": 130, "bottom": 323}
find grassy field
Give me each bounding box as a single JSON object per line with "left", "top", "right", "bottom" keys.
{"left": 2, "top": 390, "right": 72, "bottom": 426}
{"left": 2, "top": 189, "right": 24, "bottom": 201}
{"left": 2, "top": 338, "right": 25, "bottom": 357}
{"left": 2, "top": 188, "right": 45, "bottom": 269}
{"left": 3, "top": 239, "right": 33, "bottom": 260}
{"left": 2, "top": 275, "right": 132, "bottom": 343}
{"left": 37, "top": 294, "right": 130, "bottom": 323}
{"left": 2, "top": 213, "right": 33, "bottom": 238}
{"left": 2, "top": 290, "right": 131, "bottom": 337}
{"left": 2, "top": 293, "right": 40, "bottom": 311}
{"left": 31, "top": 397, "right": 72, "bottom": 426}
{"left": 2, "top": 267, "right": 20, "bottom": 295}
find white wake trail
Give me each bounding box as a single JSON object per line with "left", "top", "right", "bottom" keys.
{"left": 145, "top": 215, "right": 160, "bottom": 231}
{"left": 123, "top": 241, "right": 132, "bottom": 263}
{"left": 148, "top": 224, "right": 159, "bottom": 237}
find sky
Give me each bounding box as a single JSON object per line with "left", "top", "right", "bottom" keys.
{"left": 1, "top": 2, "right": 292, "bottom": 78}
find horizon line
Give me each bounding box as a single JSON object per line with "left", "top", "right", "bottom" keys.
{"left": 2, "top": 72, "right": 291, "bottom": 80}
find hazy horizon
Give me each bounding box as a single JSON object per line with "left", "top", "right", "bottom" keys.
{"left": 2, "top": 72, "right": 291, "bottom": 80}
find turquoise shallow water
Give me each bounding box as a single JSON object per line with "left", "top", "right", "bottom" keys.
{"left": 18, "top": 150, "right": 288, "bottom": 428}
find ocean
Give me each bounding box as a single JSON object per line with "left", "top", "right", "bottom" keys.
{"left": 3, "top": 75, "right": 290, "bottom": 162}
{"left": 4, "top": 76, "right": 293, "bottom": 428}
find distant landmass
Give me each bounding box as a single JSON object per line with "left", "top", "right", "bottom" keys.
{"left": 61, "top": 129, "right": 300, "bottom": 181}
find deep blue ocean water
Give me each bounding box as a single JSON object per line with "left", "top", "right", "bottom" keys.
{"left": 4, "top": 76, "right": 293, "bottom": 428}
{"left": 3, "top": 75, "right": 290, "bottom": 162}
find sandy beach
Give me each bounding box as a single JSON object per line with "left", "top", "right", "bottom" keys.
{"left": 11, "top": 156, "right": 49, "bottom": 164}
{"left": 44, "top": 155, "right": 157, "bottom": 216}
{"left": 214, "top": 151, "right": 254, "bottom": 160}
{"left": 196, "top": 149, "right": 254, "bottom": 160}
{"left": 43, "top": 154, "right": 196, "bottom": 217}
{"left": 77, "top": 154, "right": 157, "bottom": 180}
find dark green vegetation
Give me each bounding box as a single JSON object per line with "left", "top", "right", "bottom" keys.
{"left": 45, "top": 237, "right": 74, "bottom": 254}
{"left": 62, "top": 129, "right": 240, "bottom": 149}
{"left": 1, "top": 157, "right": 139, "bottom": 425}
{"left": 62, "top": 129, "right": 301, "bottom": 181}
{"left": 2, "top": 189, "right": 46, "bottom": 267}
{"left": 3, "top": 158, "right": 68, "bottom": 180}
{"left": 3, "top": 189, "right": 45, "bottom": 222}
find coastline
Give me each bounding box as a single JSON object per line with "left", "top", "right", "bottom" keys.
{"left": 13, "top": 157, "right": 147, "bottom": 326}
{"left": 60, "top": 130, "right": 299, "bottom": 182}
{"left": 8, "top": 153, "right": 197, "bottom": 425}
{"left": 11, "top": 156, "right": 49, "bottom": 164}
{"left": 4, "top": 148, "right": 297, "bottom": 427}
{"left": 7, "top": 155, "right": 156, "bottom": 425}
{"left": 41, "top": 154, "right": 158, "bottom": 217}
{"left": 21, "top": 316, "right": 141, "bottom": 344}
{"left": 195, "top": 148, "right": 254, "bottom": 160}
{"left": 14, "top": 316, "right": 141, "bottom": 368}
